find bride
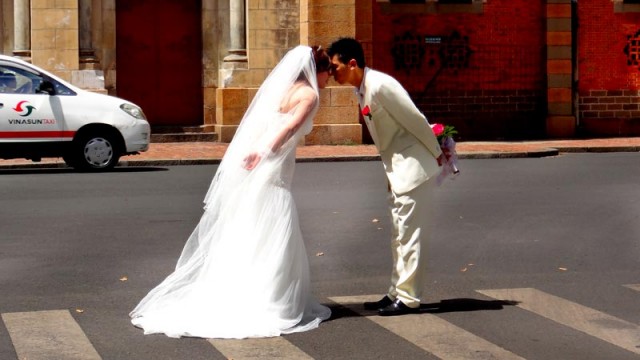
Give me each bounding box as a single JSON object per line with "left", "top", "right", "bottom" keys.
{"left": 130, "top": 45, "right": 332, "bottom": 339}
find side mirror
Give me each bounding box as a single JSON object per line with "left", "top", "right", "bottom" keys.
{"left": 36, "top": 81, "right": 55, "bottom": 95}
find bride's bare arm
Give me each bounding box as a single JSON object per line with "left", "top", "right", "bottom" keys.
{"left": 243, "top": 86, "right": 317, "bottom": 170}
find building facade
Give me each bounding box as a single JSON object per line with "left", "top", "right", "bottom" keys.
{"left": 1, "top": 0, "right": 640, "bottom": 143}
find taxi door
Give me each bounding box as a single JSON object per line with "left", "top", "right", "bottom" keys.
{"left": 0, "top": 61, "right": 68, "bottom": 143}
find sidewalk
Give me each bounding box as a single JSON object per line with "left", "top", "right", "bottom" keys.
{"left": 3, "top": 137, "right": 640, "bottom": 169}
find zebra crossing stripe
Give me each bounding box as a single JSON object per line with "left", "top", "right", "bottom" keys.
{"left": 477, "top": 288, "right": 640, "bottom": 355}
{"left": 329, "top": 295, "right": 525, "bottom": 360}
{"left": 624, "top": 284, "right": 640, "bottom": 292}
{"left": 2, "top": 309, "right": 101, "bottom": 360}
{"left": 209, "top": 337, "right": 313, "bottom": 359}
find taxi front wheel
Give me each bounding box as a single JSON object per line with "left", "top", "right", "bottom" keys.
{"left": 65, "top": 132, "right": 121, "bottom": 171}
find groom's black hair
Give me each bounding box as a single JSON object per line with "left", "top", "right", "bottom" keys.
{"left": 327, "top": 37, "right": 366, "bottom": 68}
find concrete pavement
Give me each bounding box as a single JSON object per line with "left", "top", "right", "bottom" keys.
{"left": 3, "top": 137, "right": 640, "bottom": 169}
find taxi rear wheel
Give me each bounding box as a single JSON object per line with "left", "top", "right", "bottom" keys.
{"left": 65, "top": 131, "right": 122, "bottom": 171}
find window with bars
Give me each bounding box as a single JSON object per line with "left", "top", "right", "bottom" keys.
{"left": 625, "top": 30, "right": 640, "bottom": 68}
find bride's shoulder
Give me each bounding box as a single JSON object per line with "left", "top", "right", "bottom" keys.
{"left": 281, "top": 83, "right": 316, "bottom": 110}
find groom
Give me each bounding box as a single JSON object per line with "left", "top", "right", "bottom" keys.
{"left": 327, "top": 38, "right": 444, "bottom": 316}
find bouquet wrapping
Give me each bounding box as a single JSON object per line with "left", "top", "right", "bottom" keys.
{"left": 430, "top": 123, "right": 460, "bottom": 185}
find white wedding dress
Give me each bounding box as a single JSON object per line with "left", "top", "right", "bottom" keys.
{"left": 130, "top": 106, "right": 331, "bottom": 339}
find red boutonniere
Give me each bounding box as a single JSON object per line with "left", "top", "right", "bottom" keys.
{"left": 362, "top": 105, "right": 372, "bottom": 120}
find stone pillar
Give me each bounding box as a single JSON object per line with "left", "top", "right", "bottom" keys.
{"left": 216, "top": 0, "right": 364, "bottom": 144}
{"left": 545, "top": 0, "right": 575, "bottom": 138}
{"left": 216, "top": 0, "right": 249, "bottom": 141}
{"left": 13, "top": 0, "right": 31, "bottom": 60}
{"left": 299, "top": 0, "right": 362, "bottom": 145}
{"left": 31, "top": 0, "right": 79, "bottom": 83}
{"left": 224, "top": 0, "right": 247, "bottom": 63}
{"left": 202, "top": 0, "right": 221, "bottom": 133}
{"left": 79, "top": 0, "right": 99, "bottom": 69}
{"left": 100, "top": 0, "right": 117, "bottom": 94}
{"left": 73, "top": 0, "right": 105, "bottom": 92}
{"left": 0, "top": 2, "right": 6, "bottom": 54}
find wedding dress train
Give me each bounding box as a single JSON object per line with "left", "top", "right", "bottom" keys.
{"left": 130, "top": 107, "right": 331, "bottom": 339}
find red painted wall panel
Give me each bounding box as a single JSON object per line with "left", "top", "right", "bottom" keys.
{"left": 577, "top": 0, "right": 640, "bottom": 91}
{"left": 371, "top": 1, "right": 546, "bottom": 140}
{"left": 372, "top": 1, "right": 545, "bottom": 94}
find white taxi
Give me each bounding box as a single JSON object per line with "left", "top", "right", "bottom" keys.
{"left": 0, "top": 55, "right": 150, "bottom": 171}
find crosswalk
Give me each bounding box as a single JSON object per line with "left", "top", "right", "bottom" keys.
{"left": 2, "top": 310, "right": 101, "bottom": 360}
{"left": 1, "top": 284, "right": 639, "bottom": 359}
{"left": 478, "top": 288, "right": 640, "bottom": 355}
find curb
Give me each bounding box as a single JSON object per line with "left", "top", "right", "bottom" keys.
{"left": 0, "top": 148, "right": 561, "bottom": 170}
{"left": 553, "top": 146, "right": 640, "bottom": 153}
{"left": 458, "top": 148, "right": 559, "bottom": 159}
{"left": 5, "top": 145, "right": 640, "bottom": 169}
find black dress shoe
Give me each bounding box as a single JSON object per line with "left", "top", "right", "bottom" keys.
{"left": 363, "top": 296, "right": 394, "bottom": 310}
{"left": 378, "top": 299, "right": 420, "bottom": 316}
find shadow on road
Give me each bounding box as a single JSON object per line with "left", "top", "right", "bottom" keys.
{"left": 418, "top": 298, "right": 520, "bottom": 313}
{"left": 327, "top": 298, "right": 519, "bottom": 320}
{"left": 0, "top": 167, "right": 169, "bottom": 175}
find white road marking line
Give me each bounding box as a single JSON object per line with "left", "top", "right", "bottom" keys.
{"left": 2, "top": 309, "right": 101, "bottom": 360}
{"left": 209, "top": 337, "right": 313, "bottom": 360}
{"left": 329, "top": 295, "right": 525, "bottom": 360}
{"left": 477, "top": 288, "right": 640, "bottom": 355}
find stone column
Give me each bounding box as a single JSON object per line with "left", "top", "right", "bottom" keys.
{"left": 545, "top": 0, "right": 575, "bottom": 137}
{"left": 31, "top": 0, "right": 79, "bottom": 83}
{"left": 299, "top": 0, "right": 362, "bottom": 145}
{"left": 79, "top": 0, "right": 99, "bottom": 69}
{"left": 224, "top": 0, "right": 247, "bottom": 63}
{"left": 13, "top": 0, "right": 31, "bottom": 60}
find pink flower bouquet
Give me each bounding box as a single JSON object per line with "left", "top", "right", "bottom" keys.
{"left": 430, "top": 123, "right": 460, "bottom": 184}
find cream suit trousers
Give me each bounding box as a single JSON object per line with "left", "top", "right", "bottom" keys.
{"left": 387, "top": 175, "right": 437, "bottom": 308}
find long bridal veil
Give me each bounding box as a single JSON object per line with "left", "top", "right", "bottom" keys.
{"left": 130, "top": 45, "right": 330, "bottom": 339}
{"left": 201, "top": 45, "right": 320, "bottom": 209}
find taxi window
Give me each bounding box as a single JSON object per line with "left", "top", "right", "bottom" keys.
{"left": 0, "top": 65, "right": 75, "bottom": 96}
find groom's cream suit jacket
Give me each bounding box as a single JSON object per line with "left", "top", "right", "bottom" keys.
{"left": 359, "top": 68, "right": 443, "bottom": 194}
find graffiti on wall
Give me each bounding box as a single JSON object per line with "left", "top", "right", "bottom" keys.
{"left": 391, "top": 30, "right": 472, "bottom": 74}
{"left": 624, "top": 29, "right": 640, "bottom": 67}
{"left": 391, "top": 31, "right": 426, "bottom": 72}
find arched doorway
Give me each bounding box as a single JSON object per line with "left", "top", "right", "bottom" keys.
{"left": 115, "top": 0, "right": 203, "bottom": 127}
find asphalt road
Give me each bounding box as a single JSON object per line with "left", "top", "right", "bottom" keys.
{"left": 0, "top": 154, "right": 639, "bottom": 359}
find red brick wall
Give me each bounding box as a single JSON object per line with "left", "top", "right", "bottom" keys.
{"left": 578, "top": 1, "right": 640, "bottom": 90}
{"left": 371, "top": 1, "right": 546, "bottom": 140}
{"left": 578, "top": 0, "right": 640, "bottom": 135}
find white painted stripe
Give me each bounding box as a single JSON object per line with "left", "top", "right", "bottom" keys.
{"left": 209, "top": 337, "right": 313, "bottom": 360}
{"left": 477, "top": 288, "right": 640, "bottom": 355}
{"left": 329, "top": 295, "right": 524, "bottom": 360}
{"left": 624, "top": 284, "right": 640, "bottom": 292}
{"left": 2, "top": 310, "right": 101, "bottom": 360}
